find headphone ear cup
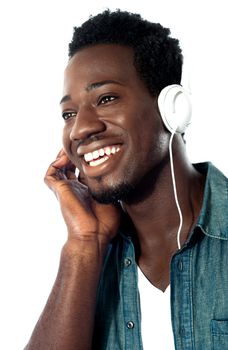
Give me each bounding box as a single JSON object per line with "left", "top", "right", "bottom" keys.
{"left": 158, "top": 84, "right": 192, "bottom": 133}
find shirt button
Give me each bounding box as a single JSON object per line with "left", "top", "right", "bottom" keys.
{"left": 126, "top": 321, "right": 134, "bottom": 329}
{"left": 124, "top": 258, "right": 132, "bottom": 267}
{"left": 178, "top": 259, "right": 183, "bottom": 272}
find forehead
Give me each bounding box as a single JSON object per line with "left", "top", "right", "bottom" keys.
{"left": 64, "top": 44, "right": 140, "bottom": 86}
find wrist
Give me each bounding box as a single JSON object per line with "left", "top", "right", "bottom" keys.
{"left": 62, "top": 236, "right": 109, "bottom": 262}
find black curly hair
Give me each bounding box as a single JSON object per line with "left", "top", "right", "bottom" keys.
{"left": 69, "top": 9, "right": 183, "bottom": 96}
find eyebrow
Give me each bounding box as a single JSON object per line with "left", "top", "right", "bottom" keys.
{"left": 60, "top": 80, "right": 123, "bottom": 104}
{"left": 86, "top": 79, "right": 123, "bottom": 92}
{"left": 59, "top": 95, "right": 71, "bottom": 104}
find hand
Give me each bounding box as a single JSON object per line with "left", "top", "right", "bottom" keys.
{"left": 44, "top": 150, "right": 121, "bottom": 245}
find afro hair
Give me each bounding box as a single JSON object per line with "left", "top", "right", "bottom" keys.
{"left": 69, "top": 9, "right": 183, "bottom": 96}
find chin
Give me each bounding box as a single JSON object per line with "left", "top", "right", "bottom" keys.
{"left": 89, "top": 182, "right": 135, "bottom": 204}
{"left": 88, "top": 162, "right": 163, "bottom": 205}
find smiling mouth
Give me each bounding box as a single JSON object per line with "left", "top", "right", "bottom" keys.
{"left": 83, "top": 145, "right": 121, "bottom": 167}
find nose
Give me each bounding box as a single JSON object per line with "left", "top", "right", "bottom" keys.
{"left": 69, "top": 106, "right": 106, "bottom": 141}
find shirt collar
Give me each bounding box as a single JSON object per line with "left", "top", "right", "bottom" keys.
{"left": 195, "top": 162, "right": 228, "bottom": 240}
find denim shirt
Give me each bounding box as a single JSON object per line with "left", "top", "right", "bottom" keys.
{"left": 93, "top": 163, "right": 228, "bottom": 350}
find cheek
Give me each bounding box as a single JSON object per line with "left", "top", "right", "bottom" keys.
{"left": 131, "top": 114, "right": 169, "bottom": 162}
{"left": 62, "top": 127, "right": 72, "bottom": 158}
{"left": 62, "top": 127, "right": 70, "bottom": 153}
{"left": 62, "top": 127, "right": 82, "bottom": 170}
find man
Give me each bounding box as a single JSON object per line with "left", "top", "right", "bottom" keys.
{"left": 25, "top": 10, "right": 228, "bottom": 350}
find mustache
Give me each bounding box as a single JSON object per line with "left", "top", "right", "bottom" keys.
{"left": 77, "top": 134, "right": 105, "bottom": 148}
{"left": 77, "top": 132, "right": 124, "bottom": 148}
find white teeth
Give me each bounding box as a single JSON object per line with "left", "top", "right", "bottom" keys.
{"left": 111, "top": 146, "right": 116, "bottom": 154}
{"left": 84, "top": 152, "right": 93, "bottom": 162}
{"left": 89, "top": 156, "right": 109, "bottom": 167}
{"left": 92, "top": 150, "right": 99, "bottom": 159}
{"left": 105, "top": 147, "right": 111, "bottom": 156}
{"left": 99, "top": 149, "right": 105, "bottom": 157}
{"left": 83, "top": 145, "right": 121, "bottom": 165}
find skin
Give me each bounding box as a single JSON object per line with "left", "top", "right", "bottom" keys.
{"left": 61, "top": 45, "right": 170, "bottom": 199}
{"left": 25, "top": 44, "right": 205, "bottom": 349}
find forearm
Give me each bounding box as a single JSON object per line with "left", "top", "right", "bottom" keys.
{"left": 25, "top": 239, "right": 107, "bottom": 350}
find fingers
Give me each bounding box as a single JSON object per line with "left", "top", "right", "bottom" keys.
{"left": 56, "top": 149, "right": 66, "bottom": 159}
{"left": 44, "top": 151, "right": 76, "bottom": 190}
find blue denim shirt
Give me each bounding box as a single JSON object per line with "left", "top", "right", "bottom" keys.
{"left": 93, "top": 163, "right": 228, "bottom": 350}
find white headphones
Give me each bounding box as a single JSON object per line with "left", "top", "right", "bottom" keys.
{"left": 158, "top": 84, "right": 192, "bottom": 249}
{"left": 158, "top": 84, "right": 192, "bottom": 134}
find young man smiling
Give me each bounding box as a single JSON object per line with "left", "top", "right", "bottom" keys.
{"left": 25, "top": 10, "right": 228, "bottom": 350}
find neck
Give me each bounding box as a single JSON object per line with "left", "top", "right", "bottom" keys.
{"left": 121, "top": 136, "right": 205, "bottom": 292}
{"left": 122, "top": 138, "right": 205, "bottom": 252}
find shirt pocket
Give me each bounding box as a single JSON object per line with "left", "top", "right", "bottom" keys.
{"left": 211, "top": 319, "right": 228, "bottom": 350}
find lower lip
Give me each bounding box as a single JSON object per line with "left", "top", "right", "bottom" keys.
{"left": 81, "top": 147, "right": 123, "bottom": 178}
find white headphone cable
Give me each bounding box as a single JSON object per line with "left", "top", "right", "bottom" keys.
{"left": 169, "top": 131, "right": 183, "bottom": 250}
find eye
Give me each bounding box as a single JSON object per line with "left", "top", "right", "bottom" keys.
{"left": 62, "top": 111, "right": 77, "bottom": 121}
{"left": 99, "top": 95, "right": 117, "bottom": 105}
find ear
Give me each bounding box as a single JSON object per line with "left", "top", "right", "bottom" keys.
{"left": 158, "top": 84, "right": 192, "bottom": 133}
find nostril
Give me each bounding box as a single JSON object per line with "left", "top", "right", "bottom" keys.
{"left": 69, "top": 116, "right": 106, "bottom": 141}
{"left": 70, "top": 129, "right": 106, "bottom": 142}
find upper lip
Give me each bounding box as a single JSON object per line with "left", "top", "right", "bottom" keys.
{"left": 76, "top": 138, "right": 123, "bottom": 157}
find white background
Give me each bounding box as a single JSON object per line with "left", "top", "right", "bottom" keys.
{"left": 0, "top": 0, "right": 227, "bottom": 349}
